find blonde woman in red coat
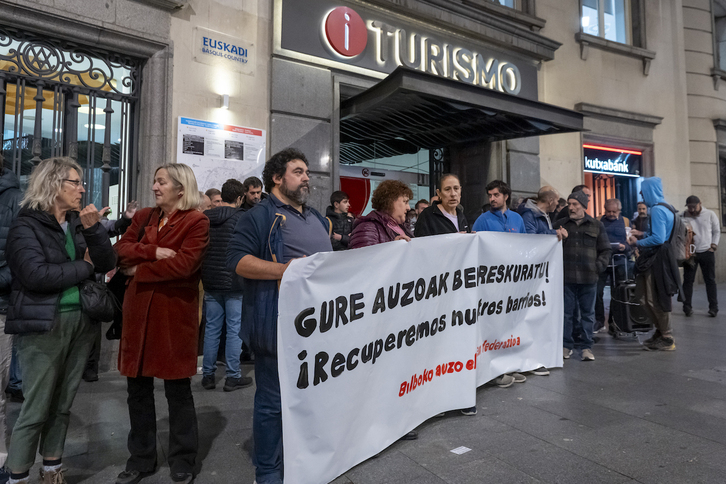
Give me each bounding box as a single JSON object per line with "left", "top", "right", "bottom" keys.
{"left": 114, "top": 164, "right": 209, "bottom": 484}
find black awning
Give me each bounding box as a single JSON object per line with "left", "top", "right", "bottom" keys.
{"left": 340, "top": 67, "right": 583, "bottom": 164}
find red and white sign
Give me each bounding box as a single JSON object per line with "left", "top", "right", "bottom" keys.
{"left": 324, "top": 7, "right": 367, "bottom": 57}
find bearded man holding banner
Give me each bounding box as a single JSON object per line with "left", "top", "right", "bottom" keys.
{"left": 227, "top": 148, "right": 332, "bottom": 484}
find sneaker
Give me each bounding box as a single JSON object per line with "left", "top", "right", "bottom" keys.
{"left": 223, "top": 376, "right": 253, "bottom": 392}
{"left": 493, "top": 374, "right": 515, "bottom": 388}
{"left": 39, "top": 467, "right": 66, "bottom": 484}
{"left": 82, "top": 368, "right": 99, "bottom": 382}
{"left": 642, "top": 330, "right": 662, "bottom": 346}
{"left": 460, "top": 406, "right": 477, "bottom": 416}
{"left": 510, "top": 372, "right": 527, "bottom": 383}
{"left": 644, "top": 336, "right": 676, "bottom": 351}
{"left": 170, "top": 472, "right": 194, "bottom": 483}
{"left": 532, "top": 366, "right": 550, "bottom": 376}
{"left": 709, "top": 309, "right": 718, "bottom": 317}
{"left": 684, "top": 308, "right": 693, "bottom": 317}
{"left": 563, "top": 348, "right": 573, "bottom": 360}
{"left": 116, "top": 470, "right": 154, "bottom": 484}
{"left": 581, "top": 349, "right": 595, "bottom": 361}
{"left": 201, "top": 374, "right": 216, "bottom": 390}
{"left": 400, "top": 430, "right": 418, "bottom": 440}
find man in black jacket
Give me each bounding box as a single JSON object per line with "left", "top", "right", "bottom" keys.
{"left": 241, "top": 176, "right": 264, "bottom": 210}
{"left": 0, "top": 154, "right": 21, "bottom": 482}
{"left": 201, "top": 179, "right": 253, "bottom": 392}
{"left": 326, "top": 191, "right": 354, "bottom": 251}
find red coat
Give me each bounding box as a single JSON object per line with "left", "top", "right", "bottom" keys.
{"left": 115, "top": 207, "right": 209, "bottom": 380}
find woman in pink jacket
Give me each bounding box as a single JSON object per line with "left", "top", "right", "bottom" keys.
{"left": 349, "top": 180, "right": 414, "bottom": 249}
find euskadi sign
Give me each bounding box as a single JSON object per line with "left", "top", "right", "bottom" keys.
{"left": 278, "top": 232, "right": 563, "bottom": 484}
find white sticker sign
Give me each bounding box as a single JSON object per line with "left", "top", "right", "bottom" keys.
{"left": 177, "top": 117, "right": 266, "bottom": 191}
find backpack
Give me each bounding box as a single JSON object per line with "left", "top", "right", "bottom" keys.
{"left": 656, "top": 203, "right": 692, "bottom": 266}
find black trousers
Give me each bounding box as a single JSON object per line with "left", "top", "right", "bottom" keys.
{"left": 682, "top": 251, "right": 718, "bottom": 312}
{"left": 125, "top": 376, "right": 198, "bottom": 475}
{"left": 85, "top": 323, "right": 102, "bottom": 373}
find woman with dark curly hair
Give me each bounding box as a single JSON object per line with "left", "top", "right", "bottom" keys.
{"left": 349, "top": 180, "right": 414, "bottom": 249}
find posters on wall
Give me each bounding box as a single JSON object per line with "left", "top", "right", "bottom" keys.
{"left": 278, "top": 232, "right": 564, "bottom": 484}
{"left": 176, "top": 117, "right": 266, "bottom": 191}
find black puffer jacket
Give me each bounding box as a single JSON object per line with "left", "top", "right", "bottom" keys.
{"left": 0, "top": 168, "right": 22, "bottom": 313}
{"left": 5, "top": 208, "right": 117, "bottom": 334}
{"left": 414, "top": 202, "right": 470, "bottom": 237}
{"left": 326, "top": 206, "right": 354, "bottom": 251}
{"left": 202, "top": 206, "right": 245, "bottom": 292}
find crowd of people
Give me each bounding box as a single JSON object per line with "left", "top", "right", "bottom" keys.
{"left": 0, "top": 147, "right": 719, "bottom": 484}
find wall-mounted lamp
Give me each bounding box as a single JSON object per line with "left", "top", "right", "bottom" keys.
{"left": 221, "top": 94, "right": 230, "bottom": 110}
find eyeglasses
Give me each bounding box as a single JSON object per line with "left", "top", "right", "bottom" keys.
{"left": 63, "top": 179, "right": 83, "bottom": 188}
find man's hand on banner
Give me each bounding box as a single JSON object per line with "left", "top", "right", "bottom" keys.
{"left": 394, "top": 234, "right": 411, "bottom": 242}
{"left": 279, "top": 256, "right": 307, "bottom": 279}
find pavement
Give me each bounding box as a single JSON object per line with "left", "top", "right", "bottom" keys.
{"left": 5, "top": 285, "right": 726, "bottom": 484}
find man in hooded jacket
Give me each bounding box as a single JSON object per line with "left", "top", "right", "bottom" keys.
{"left": 627, "top": 177, "right": 680, "bottom": 351}
{"left": 519, "top": 186, "right": 567, "bottom": 240}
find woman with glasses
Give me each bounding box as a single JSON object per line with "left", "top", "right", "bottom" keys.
{"left": 3, "top": 157, "right": 116, "bottom": 484}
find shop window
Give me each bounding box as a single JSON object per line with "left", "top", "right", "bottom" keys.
{"left": 497, "top": 0, "right": 517, "bottom": 8}
{"left": 488, "top": 0, "right": 533, "bottom": 13}
{"left": 581, "top": 0, "right": 631, "bottom": 44}
{"left": 339, "top": 144, "right": 431, "bottom": 217}
{"left": 714, "top": 1, "right": 726, "bottom": 72}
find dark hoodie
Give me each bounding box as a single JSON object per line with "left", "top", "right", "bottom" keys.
{"left": 326, "top": 206, "right": 354, "bottom": 251}
{"left": 202, "top": 205, "right": 245, "bottom": 292}
{"left": 0, "top": 168, "right": 22, "bottom": 313}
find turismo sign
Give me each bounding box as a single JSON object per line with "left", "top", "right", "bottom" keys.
{"left": 582, "top": 144, "right": 642, "bottom": 178}
{"left": 278, "top": 0, "right": 537, "bottom": 100}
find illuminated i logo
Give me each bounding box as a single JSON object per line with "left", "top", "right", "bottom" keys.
{"left": 345, "top": 13, "right": 350, "bottom": 51}
{"left": 324, "top": 7, "right": 367, "bottom": 58}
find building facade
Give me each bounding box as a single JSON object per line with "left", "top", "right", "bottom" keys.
{"left": 1, "top": 0, "right": 726, "bottom": 278}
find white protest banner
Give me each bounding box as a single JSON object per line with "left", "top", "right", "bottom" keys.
{"left": 278, "top": 232, "right": 563, "bottom": 484}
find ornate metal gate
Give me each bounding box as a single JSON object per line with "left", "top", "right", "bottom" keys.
{"left": 0, "top": 26, "right": 141, "bottom": 213}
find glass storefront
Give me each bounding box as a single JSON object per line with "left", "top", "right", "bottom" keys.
{"left": 583, "top": 143, "right": 643, "bottom": 220}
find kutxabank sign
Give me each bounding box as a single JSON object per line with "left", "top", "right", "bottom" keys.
{"left": 279, "top": 0, "right": 538, "bottom": 100}
{"left": 583, "top": 145, "right": 642, "bottom": 178}
{"left": 278, "top": 232, "right": 563, "bottom": 484}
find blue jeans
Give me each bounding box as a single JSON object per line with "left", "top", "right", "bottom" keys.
{"left": 202, "top": 292, "right": 243, "bottom": 379}
{"left": 564, "top": 283, "right": 597, "bottom": 350}
{"left": 253, "top": 352, "right": 283, "bottom": 484}
{"left": 8, "top": 341, "right": 21, "bottom": 391}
